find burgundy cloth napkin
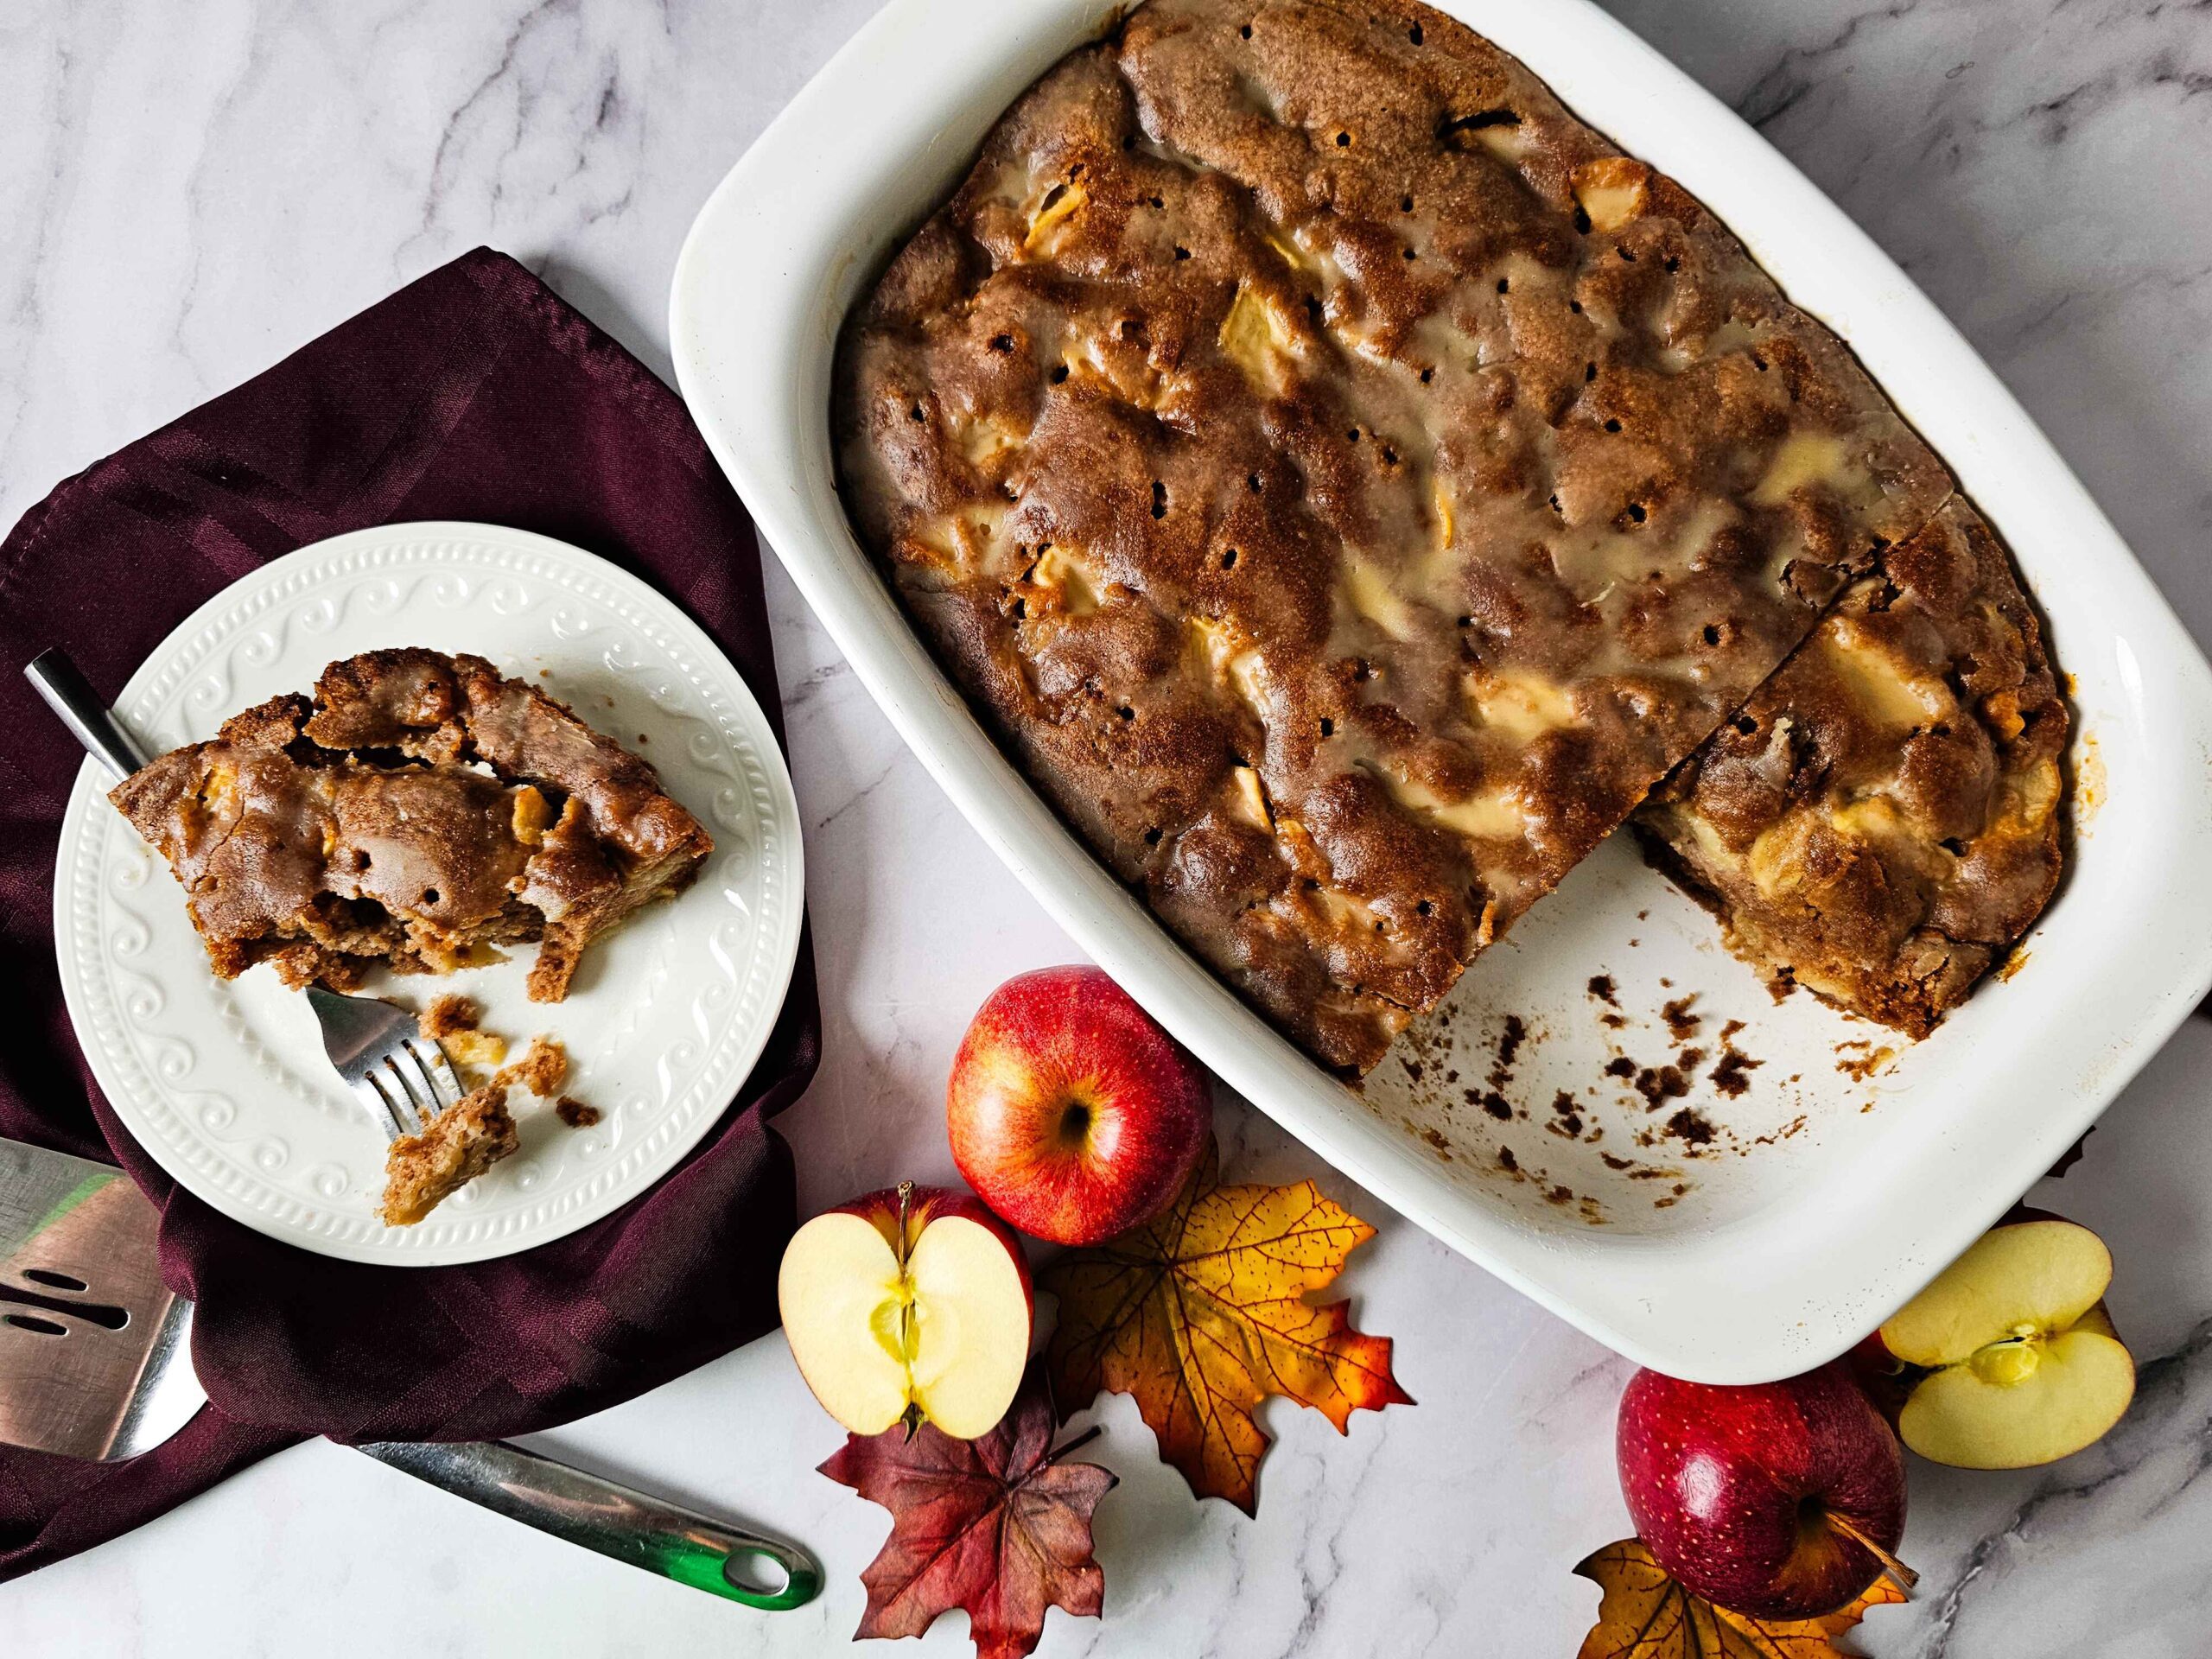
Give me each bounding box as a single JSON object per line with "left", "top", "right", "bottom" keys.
{"left": 0, "top": 248, "right": 819, "bottom": 1580}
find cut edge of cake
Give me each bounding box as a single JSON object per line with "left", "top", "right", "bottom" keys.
{"left": 1630, "top": 497, "right": 2068, "bottom": 1039}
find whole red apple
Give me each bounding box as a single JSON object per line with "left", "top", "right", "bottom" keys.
{"left": 947, "top": 965, "right": 1211, "bottom": 1247}
{"left": 1616, "top": 1362, "right": 1906, "bottom": 1619}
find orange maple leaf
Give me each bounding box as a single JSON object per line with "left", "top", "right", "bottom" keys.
{"left": 1573, "top": 1540, "right": 1909, "bottom": 1659}
{"left": 1039, "top": 1138, "right": 1412, "bottom": 1514}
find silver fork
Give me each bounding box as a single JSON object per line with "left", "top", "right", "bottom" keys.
{"left": 306, "top": 987, "right": 467, "bottom": 1140}
{"left": 27, "top": 650, "right": 463, "bottom": 1141}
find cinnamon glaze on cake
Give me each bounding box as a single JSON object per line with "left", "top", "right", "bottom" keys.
{"left": 111, "top": 649, "right": 712, "bottom": 1003}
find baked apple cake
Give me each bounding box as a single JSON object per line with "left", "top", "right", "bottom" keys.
{"left": 834, "top": 0, "right": 2063, "bottom": 1070}
{"left": 111, "top": 648, "right": 712, "bottom": 1001}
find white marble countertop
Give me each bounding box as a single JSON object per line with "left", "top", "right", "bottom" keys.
{"left": 4, "top": 2, "right": 2209, "bottom": 1653}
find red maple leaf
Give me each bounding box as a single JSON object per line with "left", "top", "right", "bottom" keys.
{"left": 818, "top": 1370, "right": 1116, "bottom": 1659}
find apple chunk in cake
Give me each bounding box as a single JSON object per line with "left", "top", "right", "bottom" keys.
{"left": 1633, "top": 499, "right": 2066, "bottom": 1037}
{"left": 110, "top": 649, "right": 712, "bottom": 1001}
{"left": 834, "top": 0, "right": 1961, "bottom": 1073}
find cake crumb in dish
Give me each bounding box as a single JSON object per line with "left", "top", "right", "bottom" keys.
{"left": 495, "top": 1036, "right": 568, "bottom": 1099}
{"left": 1708, "top": 1044, "right": 1764, "bottom": 1098}
{"left": 420, "top": 994, "right": 480, "bottom": 1040}
{"left": 556, "top": 1096, "right": 601, "bottom": 1129}
{"left": 1631, "top": 1055, "right": 1700, "bottom": 1109}
{"left": 420, "top": 994, "right": 509, "bottom": 1068}
{"left": 1663, "top": 1107, "right": 1719, "bottom": 1150}
{"left": 1835, "top": 1042, "right": 1897, "bottom": 1082}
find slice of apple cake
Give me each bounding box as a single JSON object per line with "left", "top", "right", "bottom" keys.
{"left": 110, "top": 648, "right": 712, "bottom": 1001}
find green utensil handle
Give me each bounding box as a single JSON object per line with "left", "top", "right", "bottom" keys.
{"left": 358, "top": 1438, "right": 821, "bottom": 1611}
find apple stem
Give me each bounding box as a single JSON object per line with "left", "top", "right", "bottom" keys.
{"left": 1828, "top": 1514, "right": 1919, "bottom": 1596}
{"left": 1046, "top": 1425, "right": 1105, "bottom": 1466}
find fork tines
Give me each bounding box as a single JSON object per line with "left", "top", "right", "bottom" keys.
{"left": 305, "top": 987, "right": 470, "bottom": 1145}
{"left": 355, "top": 1037, "right": 467, "bottom": 1141}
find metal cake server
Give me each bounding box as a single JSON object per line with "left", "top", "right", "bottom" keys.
{"left": 16, "top": 651, "right": 820, "bottom": 1611}
{"left": 0, "top": 1137, "right": 819, "bottom": 1608}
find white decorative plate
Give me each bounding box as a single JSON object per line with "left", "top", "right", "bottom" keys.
{"left": 51, "top": 522, "right": 806, "bottom": 1266}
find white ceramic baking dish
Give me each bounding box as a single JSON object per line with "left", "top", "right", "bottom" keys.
{"left": 671, "top": 0, "right": 2212, "bottom": 1382}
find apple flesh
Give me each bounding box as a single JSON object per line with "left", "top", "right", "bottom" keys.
{"left": 778, "top": 1184, "right": 1033, "bottom": 1440}
{"left": 947, "top": 965, "right": 1211, "bottom": 1247}
{"left": 1880, "top": 1216, "right": 2134, "bottom": 1470}
{"left": 1617, "top": 1363, "right": 1907, "bottom": 1620}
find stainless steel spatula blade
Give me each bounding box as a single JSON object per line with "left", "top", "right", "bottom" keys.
{"left": 0, "top": 1138, "right": 205, "bottom": 1460}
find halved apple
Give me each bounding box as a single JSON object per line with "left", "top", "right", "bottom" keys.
{"left": 778, "top": 1182, "right": 1033, "bottom": 1440}
{"left": 1880, "top": 1216, "right": 2135, "bottom": 1469}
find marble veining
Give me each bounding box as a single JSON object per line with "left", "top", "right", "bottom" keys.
{"left": 3, "top": 1, "right": 2209, "bottom": 1653}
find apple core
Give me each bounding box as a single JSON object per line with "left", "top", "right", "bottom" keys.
{"left": 779, "top": 1185, "right": 1034, "bottom": 1440}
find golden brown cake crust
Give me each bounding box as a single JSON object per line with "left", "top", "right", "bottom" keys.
{"left": 1633, "top": 499, "right": 2067, "bottom": 1037}
{"left": 110, "top": 650, "right": 712, "bottom": 1001}
{"left": 834, "top": 0, "right": 1956, "bottom": 1071}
